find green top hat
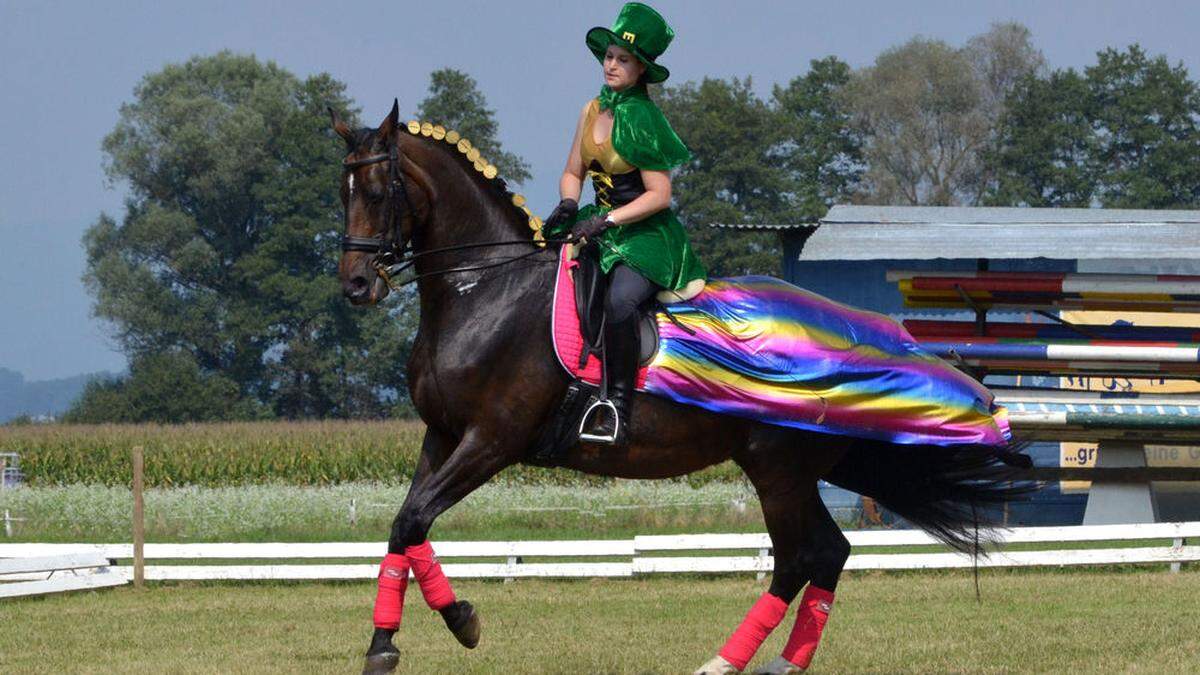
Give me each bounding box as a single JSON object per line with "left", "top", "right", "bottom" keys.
{"left": 586, "top": 2, "right": 673, "bottom": 84}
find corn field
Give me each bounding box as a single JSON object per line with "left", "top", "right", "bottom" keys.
{"left": 0, "top": 420, "right": 744, "bottom": 487}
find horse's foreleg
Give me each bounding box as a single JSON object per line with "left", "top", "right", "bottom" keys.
{"left": 365, "top": 427, "right": 457, "bottom": 673}
{"left": 364, "top": 427, "right": 517, "bottom": 674}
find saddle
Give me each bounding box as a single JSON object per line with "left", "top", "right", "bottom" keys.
{"left": 528, "top": 245, "right": 692, "bottom": 465}
{"left": 570, "top": 245, "right": 660, "bottom": 370}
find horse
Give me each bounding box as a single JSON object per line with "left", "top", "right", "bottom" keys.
{"left": 332, "top": 101, "right": 1028, "bottom": 674}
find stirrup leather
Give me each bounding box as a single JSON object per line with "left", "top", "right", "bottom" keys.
{"left": 578, "top": 398, "right": 620, "bottom": 443}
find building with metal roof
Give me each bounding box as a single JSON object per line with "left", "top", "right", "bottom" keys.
{"left": 802, "top": 205, "right": 1200, "bottom": 261}
{"left": 708, "top": 205, "right": 1200, "bottom": 525}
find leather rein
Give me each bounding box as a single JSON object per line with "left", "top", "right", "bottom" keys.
{"left": 339, "top": 139, "right": 568, "bottom": 290}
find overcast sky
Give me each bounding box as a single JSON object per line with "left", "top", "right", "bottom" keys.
{"left": 4, "top": 0, "right": 1200, "bottom": 381}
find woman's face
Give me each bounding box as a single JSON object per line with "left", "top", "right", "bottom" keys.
{"left": 603, "top": 45, "right": 646, "bottom": 90}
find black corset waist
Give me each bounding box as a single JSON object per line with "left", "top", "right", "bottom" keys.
{"left": 587, "top": 160, "right": 645, "bottom": 209}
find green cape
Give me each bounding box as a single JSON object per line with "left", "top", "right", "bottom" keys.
{"left": 597, "top": 84, "right": 691, "bottom": 171}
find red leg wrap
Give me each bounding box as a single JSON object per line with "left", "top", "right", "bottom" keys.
{"left": 405, "top": 540, "right": 457, "bottom": 610}
{"left": 372, "top": 552, "right": 410, "bottom": 630}
{"left": 780, "top": 585, "right": 835, "bottom": 669}
{"left": 718, "top": 592, "right": 789, "bottom": 671}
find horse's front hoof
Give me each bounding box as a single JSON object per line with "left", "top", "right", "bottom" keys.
{"left": 441, "top": 599, "right": 481, "bottom": 649}
{"left": 750, "top": 656, "right": 805, "bottom": 674}
{"left": 362, "top": 650, "right": 399, "bottom": 675}
{"left": 693, "top": 654, "right": 740, "bottom": 674}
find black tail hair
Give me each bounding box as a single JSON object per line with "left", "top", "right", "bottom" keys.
{"left": 824, "top": 439, "right": 1037, "bottom": 553}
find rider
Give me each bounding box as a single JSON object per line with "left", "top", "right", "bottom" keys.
{"left": 544, "top": 2, "right": 706, "bottom": 446}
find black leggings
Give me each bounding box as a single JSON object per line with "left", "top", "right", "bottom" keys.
{"left": 604, "top": 264, "right": 659, "bottom": 324}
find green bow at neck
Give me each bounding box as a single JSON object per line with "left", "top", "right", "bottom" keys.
{"left": 597, "top": 83, "right": 649, "bottom": 111}
{"left": 593, "top": 83, "right": 691, "bottom": 172}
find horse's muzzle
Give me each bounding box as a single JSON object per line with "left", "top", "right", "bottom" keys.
{"left": 344, "top": 275, "right": 371, "bottom": 304}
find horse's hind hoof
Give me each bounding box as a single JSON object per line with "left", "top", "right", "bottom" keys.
{"left": 362, "top": 650, "right": 399, "bottom": 675}
{"left": 441, "top": 599, "right": 481, "bottom": 649}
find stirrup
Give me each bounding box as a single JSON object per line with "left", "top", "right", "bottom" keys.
{"left": 578, "top": 398, "right": 620, "bottom": 443}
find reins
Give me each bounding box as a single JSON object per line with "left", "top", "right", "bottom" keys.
{"left": 379, "top": 238, "right": 570, "bottom": 288}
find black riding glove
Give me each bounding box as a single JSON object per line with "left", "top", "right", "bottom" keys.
{"left": 544, "top": 198, "right": 578, "bottom": 234}
{"left": 570, "top": 215, "right": 611, "bottom": 243}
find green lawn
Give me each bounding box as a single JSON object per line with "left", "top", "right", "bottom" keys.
{"left": 2, "top": 570, "right": 1197, "bottom": 673}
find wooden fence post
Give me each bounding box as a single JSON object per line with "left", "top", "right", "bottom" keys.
{"left": 132, "top": 445, "right": 145, "bottom": 589}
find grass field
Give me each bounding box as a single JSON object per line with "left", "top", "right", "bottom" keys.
{"left": 2, "top": 570, "right": 1197, "bottom": 673}
{"left": 0, "top": 481, "right": 772, "bottom": 542}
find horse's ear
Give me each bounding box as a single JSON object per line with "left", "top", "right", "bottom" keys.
{"left": 378, "top": 99, "right": 400, "bottom": 141}
{"left": 328, "top": 106, "right": 355, "bottom": 148}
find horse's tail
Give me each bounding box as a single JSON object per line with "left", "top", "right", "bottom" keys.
{"left": 823, "top": 440, "right": 1036, "bottom": 553}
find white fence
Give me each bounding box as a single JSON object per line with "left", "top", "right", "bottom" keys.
{"left": 1, "top": 522, "right": 1196, "bottom": 586}
{"left": 0, "top": 552, "right": 127, "bottom": 598}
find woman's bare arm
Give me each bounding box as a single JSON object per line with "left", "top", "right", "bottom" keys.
{"left": 607, "top": 168, "right": 671, "bottom": 225}
{"left": 558, "top": 102, "right": 591, "bottom": 202}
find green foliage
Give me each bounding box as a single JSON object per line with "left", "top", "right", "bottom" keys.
{"left": 985, "top": 69, "right": 1096, "bottom": 206}
{"left": 844, "top": 25, "right": 1043, "bottom": 205}
{"left": 988, "top": 44, "right": 1200, "bottom": 209}
{"left": 0, "top": 421, "right": 745, "bottom": 487}
{"left": 63, "top": 352, "right": 266, "bottom": 424}
{"left": 1087, "top": 45, "right": 1200, "bottom": 208}
{"left": 82, "top": 52, "right": 410, "bottom": 421}
{"left": 5, "top": 420, "right": 425, "bottom": 487}
{"left": 659, "top": 66, "right": 859, "bottom": 277}
{"left": 416, "top": 68, "right": 531, "bottom": 184}
{"left": 771, "top": 56, "right": 864, "bottom": 220}
{"left": 659, "top": 77, "right": 787, "bottom": 276}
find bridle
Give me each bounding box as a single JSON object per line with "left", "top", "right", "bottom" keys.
{"left": 340, "top": 142, "right": 413, "bottom": 288}
{"left": 338, "top": 136, "right": 571, "bottom": 291}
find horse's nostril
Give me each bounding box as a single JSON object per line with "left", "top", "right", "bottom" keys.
{"left": 345, "top": 276, "right": 369, "bottom": 298}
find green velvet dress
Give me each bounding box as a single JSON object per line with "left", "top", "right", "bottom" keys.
{"left": 546, "top": 84, "right": 706, "bottom": 292}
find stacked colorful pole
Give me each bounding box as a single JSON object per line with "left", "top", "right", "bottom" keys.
{"left": 904, "top": 319, "right": 1200, "bottom": 343}
{"left": 888, "top": 270, "right": 1200, "bottom": 312}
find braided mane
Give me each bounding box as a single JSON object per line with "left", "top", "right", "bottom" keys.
{"left": 401, "top": 120, "right": 546, "bottom": 246}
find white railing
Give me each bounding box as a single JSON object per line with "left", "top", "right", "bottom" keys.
{"left": 1, "top": 522, "right": 1196, "bottom": 584}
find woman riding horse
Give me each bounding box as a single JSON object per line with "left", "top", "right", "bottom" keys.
{"left": 543, "top": 2, "right": 706, "bottom": 447}
{"left": 336, "top": 3, "right": 1026, "bottom": 674}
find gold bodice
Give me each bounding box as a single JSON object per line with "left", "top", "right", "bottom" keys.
{"left": 580, "top": 99, "right": 636, "bottom": 175}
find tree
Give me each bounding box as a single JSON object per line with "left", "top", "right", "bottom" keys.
{"left": 83, "top": 51, "right": 410, "bottom": 421}
{"left": 964, "top": 22, "right": 1047, "bottom": 126}
{"left": 658, "top": 77, "right": 791, "bottom": 276}
{"left": 771, "top": 56, "right": 865, "bottom": 219}
{"left": 64, "top": 352, "right": 266, "bottom": 423}
{"left": 984, "top": 69, "right": 1097, "bottom": 207}
{"left": 986, "top": 44, "right": 1200, "bottom": 209}
{"left": 416, "top": 68, "right": 531, "bottom": 184}
{"left": 1087, "top": 45, "right": 1200, "bottom": 208}
{"left": 844, "top": 37, "right": 988, "bottom": 206}
{"left": 845, "top": 25, "right": 1044, "bottom": 206}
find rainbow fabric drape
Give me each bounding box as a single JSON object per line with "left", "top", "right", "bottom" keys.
{"left": 642, "top": 277, "right": 1012, "bottom": 446}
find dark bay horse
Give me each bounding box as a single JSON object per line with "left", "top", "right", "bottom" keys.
{"left": 333, "top": 102, "right": 1027, "bottom": 674}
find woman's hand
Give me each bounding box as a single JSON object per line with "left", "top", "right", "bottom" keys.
{"left": 569, "top": 214, "right": 610, "bottom": 243}
{"left": 544, "top": 198, "right": 579, "bottom": 233}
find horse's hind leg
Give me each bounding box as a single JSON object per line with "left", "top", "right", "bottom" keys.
{"left": 754, "top": 495, "right": 848, "bottom": 675}
{"left": 694, "top": 437, "right": 825, "bottom": 674}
